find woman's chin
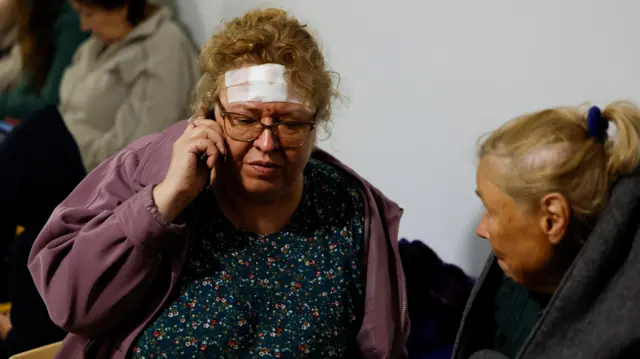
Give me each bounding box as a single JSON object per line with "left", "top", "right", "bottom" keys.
{"left": 240, "top": 179, "right": 284, "bottom": 197}
{"left": 497, "top": 257, "right": 508, "bottom": 272}
{"left": 497, "top": 258, "right": 517, "bottom": 281}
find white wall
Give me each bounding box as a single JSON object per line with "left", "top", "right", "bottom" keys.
{"left": 172, "top": 0, "right": 640, "bottom": 276}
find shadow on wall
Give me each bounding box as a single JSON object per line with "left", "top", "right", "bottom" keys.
{"left": 466, "top": 212, "right": 491, "bottom": 276}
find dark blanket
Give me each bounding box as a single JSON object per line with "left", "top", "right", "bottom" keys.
{"left": 453, "top": 168, "right": 640, "bottom": 359}
{"left": 398, "top": 239, "right": 473, "bottom": 358}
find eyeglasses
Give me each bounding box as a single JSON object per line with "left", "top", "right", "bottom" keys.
{"left": 214, "top": 100, "right": 316, "bottom": 148}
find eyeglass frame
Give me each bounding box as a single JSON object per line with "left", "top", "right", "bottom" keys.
{"left": 210, "top": 98, "right": 317, "bottom": 148}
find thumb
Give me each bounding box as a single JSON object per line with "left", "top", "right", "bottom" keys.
{"left": 209, "top": 165, "right": 217, "bottom": 186}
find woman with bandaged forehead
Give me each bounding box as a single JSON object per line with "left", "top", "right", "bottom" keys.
{"left": 28, "top": 8, "right": 408, "bottom": 359}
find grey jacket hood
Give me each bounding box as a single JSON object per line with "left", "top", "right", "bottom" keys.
{"left": 454, "top": 168, "right": 640, "bottom": 359}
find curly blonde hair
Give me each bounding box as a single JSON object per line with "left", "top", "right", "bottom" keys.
{"left": 194, "top": 8, "right": 338, "bottom": 126}
{"left": 479, "top": 101, "right": 640, "bottom": 245}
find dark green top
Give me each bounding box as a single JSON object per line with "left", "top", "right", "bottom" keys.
{"left": 493, "top": 275, "right": 551, "bottom": 358}
{"left": 0, "top": 1, "right": 88, "bottom": 120}
{"left": 133, "top": 159, "right": 366, "bottom": 358}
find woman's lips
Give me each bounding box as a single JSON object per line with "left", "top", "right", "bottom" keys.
{"left": 247, "top": 162, "right": 282, "bottom": 176}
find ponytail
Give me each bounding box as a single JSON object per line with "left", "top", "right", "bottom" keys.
{"left": 602, "top": 102, "right": 640, "bottom": 180}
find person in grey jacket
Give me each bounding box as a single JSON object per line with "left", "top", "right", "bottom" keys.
{"left": 453, "top": 102, "right": 640, "bottom": 359}
{"left": 65, "top": 0, "right": 199, "bottom": 171}
{"left": 0, "top": 0, "right": 197, "bottom": 354}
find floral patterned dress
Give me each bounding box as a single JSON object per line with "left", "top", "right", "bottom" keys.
{"left": 132, "top": 159, "right": 366, "bottom": 358}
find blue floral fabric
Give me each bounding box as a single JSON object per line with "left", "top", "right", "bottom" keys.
{"left": 132, "top": 159, "right": 365, "bottom": 358}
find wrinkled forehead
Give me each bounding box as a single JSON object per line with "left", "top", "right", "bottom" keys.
{"left": 477, "top": 156, "right": 512, "bottom": 197}
{"left": 219, "top": 63, "right": 314, "bottom": 113}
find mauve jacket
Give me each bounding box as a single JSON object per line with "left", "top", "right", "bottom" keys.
{"left": 28, "top": 120, "right": 410, "bottom": 359}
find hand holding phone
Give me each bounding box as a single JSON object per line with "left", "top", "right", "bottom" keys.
{"left": 153, "top": 117, "right": 226, "bottom": 222}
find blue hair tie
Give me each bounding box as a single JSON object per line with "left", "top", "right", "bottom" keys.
{"left": 587, "top": 106, "right": 609, "bottom": 143}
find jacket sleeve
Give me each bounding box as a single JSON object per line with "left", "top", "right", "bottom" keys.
{"left": 78, "top": 38, "right": 198, "bottom": 171}
{"left": 27, "top": 137, "right": 185, "bottom": 338}
{"left": 0, "top": 12, "right": 88, "bottom": 119}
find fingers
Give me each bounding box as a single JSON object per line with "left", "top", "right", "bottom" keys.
{"left": 189, "top": 125, "right": 226, "bottom": 156}
{"left": 183, "top": 117, "right": 219, "bottom": 134}
{"left": 185, "top": 138, "right": 221, "bottom": 167}
{"left": 209, "top": 163, "right": 217, "bottom": 186}
{"left": 179, "top": 118, "right": 227, "bottom": 164}
{"left": 191, "top": 118, "right": 219, "bottom": 128}
{"left": 185, "top": 116, "right": 198, "bottom": 132}
{"left": 206, "top": 153, "right": 218, "bottom": 168}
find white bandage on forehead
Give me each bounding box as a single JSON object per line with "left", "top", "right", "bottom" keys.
{"left": 224, "top": 63, "right": 303, "bottom": 104}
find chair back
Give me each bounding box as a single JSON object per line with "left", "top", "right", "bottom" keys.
{"left": 9, "top": 342, "right": 62, "bottom": 359}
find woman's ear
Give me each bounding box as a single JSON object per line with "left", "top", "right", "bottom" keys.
{"left": 538, "top": 193, "right": 570, "bottom": 245}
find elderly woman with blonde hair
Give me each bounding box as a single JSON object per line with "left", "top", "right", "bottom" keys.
{"left": 29, "top": 8, "right": 408, "bottom": 359}
{"left": 453, "top": 102, "right": 640, "bottom": 359}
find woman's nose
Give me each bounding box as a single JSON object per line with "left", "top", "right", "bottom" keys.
{"left": 253, "top": 127, "right": 278, "bottom": 152}
{"left": 476, "top": 213, "right": 489, "bottom": 239}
